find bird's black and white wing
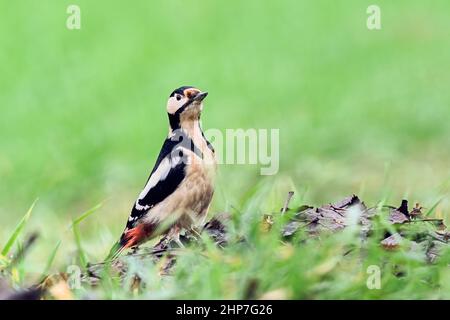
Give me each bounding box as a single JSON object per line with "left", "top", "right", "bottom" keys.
{"left": 125, "top": 138, "right": 187, "bottom": 229}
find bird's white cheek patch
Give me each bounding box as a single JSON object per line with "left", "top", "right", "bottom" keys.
{"left": 167, "top": 103, "right": 178, "bottom": 114}
{"left": 167, "top": 97, "right": 188, "bottom": 114}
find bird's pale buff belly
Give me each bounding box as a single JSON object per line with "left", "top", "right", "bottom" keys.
{"left": 143, "top": 148, "right": 216, "bottom": 231}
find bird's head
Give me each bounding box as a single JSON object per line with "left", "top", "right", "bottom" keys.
{"left": 167, "top": 86, "right": 208, "bottom": 127}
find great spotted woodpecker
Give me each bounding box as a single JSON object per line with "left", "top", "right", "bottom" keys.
{"left": 109, "top": 86, "right": 216, "bottom": 258}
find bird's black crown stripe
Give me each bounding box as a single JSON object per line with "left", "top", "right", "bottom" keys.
{"left": 169, "top": 86, "right": 195, "bottom": 97}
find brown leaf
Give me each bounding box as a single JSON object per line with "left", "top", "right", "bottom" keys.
{"left": 409, "top": 203, "right": 423, "bottom": 219}
{"left": 389, "top": 209, "right": 409, "bottom": 224}
{"left": 329, "top": 194, "right": 362, "bottom": 209}
{"left": 203, "top": 212, "right": 230, "bottom": 246}
{"left": 381, "top": 233, "right": 403, "bottom": 250}
{"left": 282, "top": 221, "right": 302, "bottom": 237}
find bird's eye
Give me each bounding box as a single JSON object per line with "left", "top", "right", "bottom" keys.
{"left": 176, "top": 95, "right": 182, "bottom": 101}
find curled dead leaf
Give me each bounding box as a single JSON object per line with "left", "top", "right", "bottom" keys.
{"left": 381, "top": 233, "right": 403, "bottom": 250}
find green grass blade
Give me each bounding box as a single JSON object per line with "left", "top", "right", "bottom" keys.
{"left": 40, "top": 240, "right": 62, "bottom": 280}
{"left": 73, "top": 221, "right": 87, "bottom": 268}
{"left": 67, "top": 202, "right": 103, "bottom": 268}
{"left": 1, "top": 199, "right": 38, "bottom": 256}
{"left": 0, "top": 254, "right": 9, "bottom": 270}
{"left": 69, "top": 202, "right": 103, "bottom": 228}
{"left": 425, "top": 197, "right": 444, "bottom": 217}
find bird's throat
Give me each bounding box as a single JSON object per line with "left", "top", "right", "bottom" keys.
{"left": 180, "top": 119, "right": 202, "bottom": 139}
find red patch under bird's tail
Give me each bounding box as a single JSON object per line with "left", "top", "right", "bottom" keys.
{"left": 105, "top": 224, "right": 149, "bottom": 261}
{"left": 120, "top": 225, "right": 148, "bottom": 249}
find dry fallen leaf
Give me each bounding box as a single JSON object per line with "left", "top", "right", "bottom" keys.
{"left": 381, "top": 233, "right": 403, "bottom": 250}
{"left": 49, "top": 280, "right": 73, "bottom": 300}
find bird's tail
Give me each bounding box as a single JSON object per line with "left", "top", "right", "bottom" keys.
{"left": 104, "top": 225, "right": 146, "bottom": 262}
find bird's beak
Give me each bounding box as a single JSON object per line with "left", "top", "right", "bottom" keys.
{"left": 193, "top": 91, "right": 208, "bottom": 102}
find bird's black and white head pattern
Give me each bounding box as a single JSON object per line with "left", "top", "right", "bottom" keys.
{"left": 167, "top": 85, "right": 207, "bottom": 116}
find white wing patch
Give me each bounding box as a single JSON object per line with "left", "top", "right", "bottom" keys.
{"left": 135, "top": 148, "right": 185, "bottom": 211}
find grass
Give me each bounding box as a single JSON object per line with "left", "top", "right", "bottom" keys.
{"left": 1, "top": 200, "right": 37, "bottom": 256}
{"left": 0, "top": 1, "right": 449, "bottom": 299}
{"left": 1, "top": 186, "right": 449, "bottom": 300}
{"left": 40, "top": 191, "right": 450, "bottom": 300}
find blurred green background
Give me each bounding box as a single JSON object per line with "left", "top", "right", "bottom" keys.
{"left": 0, "top": 0, "right": 449, "bottom": 273}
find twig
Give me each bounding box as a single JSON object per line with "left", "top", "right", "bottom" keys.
{"left": 90, "top": 248, "right": 178, "bottom": 267}
{"left": 405, "top": 219, "right": 443, "bottom": 223}
{"left": 281, "top": 191, "right": 294, "bottom": 215}
{"left": 8, "top": 232, "right": 39, "bottom": 268}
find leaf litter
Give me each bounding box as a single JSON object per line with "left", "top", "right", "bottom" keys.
{"left": 2, "top": 193, "right": 448, "bottom": 299}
